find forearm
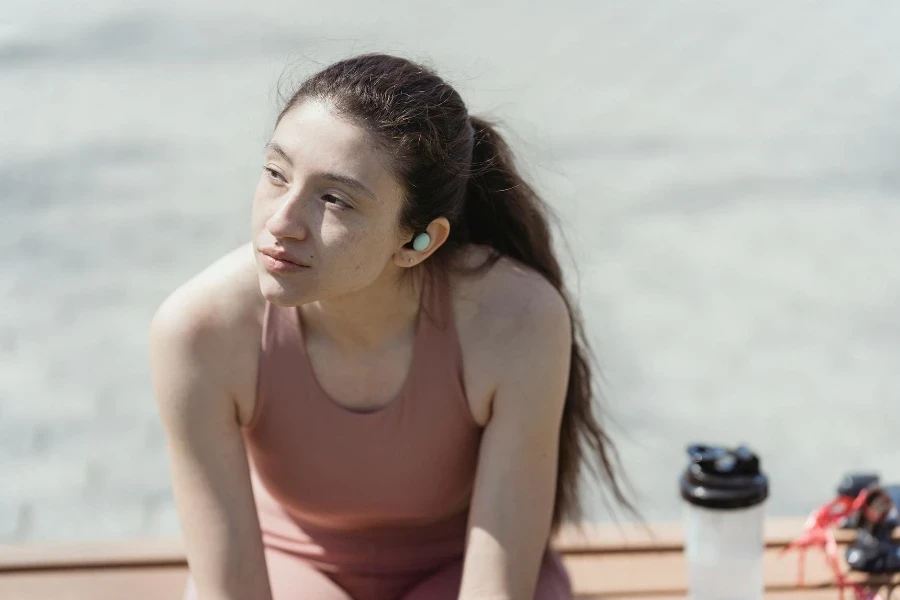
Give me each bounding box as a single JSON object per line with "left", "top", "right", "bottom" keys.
{"left": 457, "top": 505, "right": 551, "bottom": 600}
{"left": 168, "top": 435, "right": 273, "bottom": 600}
{"left": 458, "top": 437, "right": 556, "bottom": 600}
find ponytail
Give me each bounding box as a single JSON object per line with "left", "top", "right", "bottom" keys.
{"left": 463, "top": 116, "right": 637, "bottom": 530}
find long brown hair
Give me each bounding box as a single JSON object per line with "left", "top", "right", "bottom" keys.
{"left": 277, "top": 54, "right": 636, "bottom": 531}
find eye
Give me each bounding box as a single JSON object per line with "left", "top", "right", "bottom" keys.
{"left": 322, "top": 194, "right": 351, "bottom": 210}
{"left": 263, "top": 166, "right": 286, "bottom": 184}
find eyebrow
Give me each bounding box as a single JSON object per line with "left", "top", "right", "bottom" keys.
{"left": 264, "top": 142, "right": 378, "bottom": 203}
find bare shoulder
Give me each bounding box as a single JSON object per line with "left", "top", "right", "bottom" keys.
{"left": 153, "top": 241, "right": 264, "bottom": 338}
{"left": 150, "top": 242, "right": 264, "bottom": 423}
{"left": 451, "top": 244, "right": 570, "bottom": 343}
{"left": 449, "top": 245, "right": 572, "bottom": 424}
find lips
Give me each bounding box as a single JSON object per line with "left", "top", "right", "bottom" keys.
{"left": 258, "top": 247, "right": 309, "bottom": 269}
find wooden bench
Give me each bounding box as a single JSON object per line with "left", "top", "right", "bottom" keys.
{"left": 1, "top": 518, "right": 895, "bottom": 598}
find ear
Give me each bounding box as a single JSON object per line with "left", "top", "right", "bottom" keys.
{"left": 392, "top": 217, "right": 451, "bottom": 268}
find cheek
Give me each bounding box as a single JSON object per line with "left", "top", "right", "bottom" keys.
{"left": 322, "top": 217, "right": 393, "bottom": 271}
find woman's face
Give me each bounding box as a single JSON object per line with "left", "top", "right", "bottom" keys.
{"left": 252, "top": 100, "right": 409, "bottom": 306}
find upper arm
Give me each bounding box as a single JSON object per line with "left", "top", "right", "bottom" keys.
{"left": 459, "top": 275, "right": 572, "bottom": 599}
{"left": 150, "top": 247, "right": 271, "bottom": 600}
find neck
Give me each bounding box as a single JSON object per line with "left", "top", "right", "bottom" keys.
{"left": 300, "top": 268, "right": 426, "bottom": 352}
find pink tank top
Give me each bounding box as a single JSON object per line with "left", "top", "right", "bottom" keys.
{"left": 242, "top": 272, "right": 484, "bottom": 573}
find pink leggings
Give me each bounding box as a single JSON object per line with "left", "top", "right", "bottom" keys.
{"left": 184, "top": 547, "right": 572, "bottom": 600}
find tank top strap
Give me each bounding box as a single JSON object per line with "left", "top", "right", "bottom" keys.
{"left": 246, "top": 300, "right": 303, "bottom": 431}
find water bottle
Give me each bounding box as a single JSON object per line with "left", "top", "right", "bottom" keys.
{"left": 680, "top": 444, "right": 769, "bottom": 600}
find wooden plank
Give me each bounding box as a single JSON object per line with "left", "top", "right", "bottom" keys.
{"left": 0, "top": 568, "right": 883, "bottom": 600}
{"left": 2, "top": 518, "right": 895, "bottom": 599}
{"left": 0, "top": 539, "right": 186, "bottom": 572}
{"left": 1, "top": 551, "right": 894, "bottom": 599}
{"left": 553, "top": 518, "right": 876, "bottom": 554}
{"left": 0, "top": 519, "right": 811, "bottom": 571}
{"left": 563, "top": 546, "right": 899, "bottom": 596}
{"left": 0, "top": 566, "right": 188, "bottom": 600}
{"left": 594, "top": 591, "right": 847, "bottom": 600}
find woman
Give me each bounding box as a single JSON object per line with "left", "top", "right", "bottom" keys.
{"left": 151, "top": 54, "right": 632, "bottom": 600}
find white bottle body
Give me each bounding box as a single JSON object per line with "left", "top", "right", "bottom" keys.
{"left": 683, "top": 502, "right": 766, "bottom": 600}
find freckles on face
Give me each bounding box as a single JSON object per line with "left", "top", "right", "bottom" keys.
{"left": 322, "top": 217, "right": 397, "bottom": 285}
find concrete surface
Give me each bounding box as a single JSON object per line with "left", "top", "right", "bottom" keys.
{"left": 2, "top": 0, "right": 899, "bottom": 542}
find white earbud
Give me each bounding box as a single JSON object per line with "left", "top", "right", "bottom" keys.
{"left": 412, "top": 232, "right": 431, "bottom": 252}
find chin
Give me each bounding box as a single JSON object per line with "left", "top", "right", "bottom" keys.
{"left": 256, "top": 271, "right": 314, "bottom": 307}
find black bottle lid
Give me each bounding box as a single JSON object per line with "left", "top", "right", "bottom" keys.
{"left": 680, "top": 444, "right": 769, "bottom": 510}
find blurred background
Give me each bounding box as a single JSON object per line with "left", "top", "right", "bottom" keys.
{"left": 2, "top": 0, "right": 899, "bottom": 543}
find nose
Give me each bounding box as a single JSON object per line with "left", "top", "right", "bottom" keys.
{"left": 266, "top": 190, "right": 310, "bottom": 242}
